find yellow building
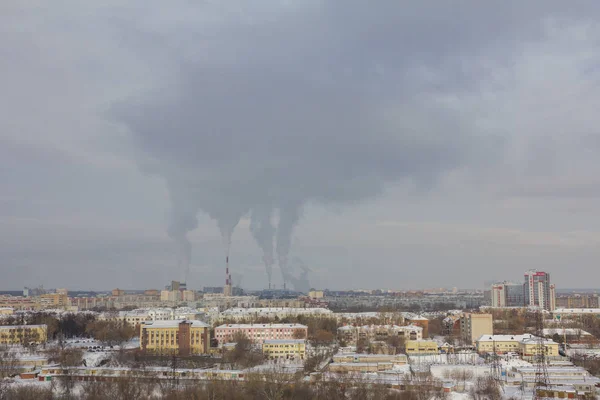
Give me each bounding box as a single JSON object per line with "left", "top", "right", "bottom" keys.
{"left": 0, "top": 307, "right": 13, "bottom": 315}
{"left": 519, "top": 336, "right": 559, "bottom": 357}
{"left": 405, "top": 339, "right": 439, "bottom": 355}
{"left": 40, "top": 293, "right": 70, "bottom": 308}
{"left": 140, "top": 320, "right": 209, "bottom": 355}
{"left": 308, "top": 290, "right": 324, "bottom": 299}
{"left": 476, "top": 334, "right": 555, "bottom": 355}
{"left": 0, "top": 324, "right": 48, "bottom": 345}
{"left": 262, "top": 339, "right": 306, "bottom": 360}
{"left": 460, "top": 313, "right": 493, "bottom": 345}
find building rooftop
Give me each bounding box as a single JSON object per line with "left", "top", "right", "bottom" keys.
{"left": 519, "top": 337, "right": 558, "bottom": 345}
{"left": 333, "top": 353, "right": 407, "bottom": 359}
{"left": 141, "top": 319, "right": 209, "bottom": 328}
{"left": 263, "top": 339, "right": 306, "bottom": 344}
{"left": 476, "top": 334, "right": 534, "bottom": 342}
{"left": 0, "top": 324, "right": 47, "bottom": 330}
{"left": 216, "top": 323, "right": 307, "bottom": 329}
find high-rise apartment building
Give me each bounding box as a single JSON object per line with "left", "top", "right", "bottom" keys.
{"left": 491, "top": 281, "right": 525, "bottom": 307}
{"left": 524, "top": 270, "right": 555, "bottom": 311}
{"left": 491, "top": 284, "right": 506, "bottom": 307}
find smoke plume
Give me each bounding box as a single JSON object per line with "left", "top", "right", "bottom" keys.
{"left": 111, "top": 1, "right": 495, "bottom": 285}
{"left": 250, "top": 206, "right": 275, "bottom": 288}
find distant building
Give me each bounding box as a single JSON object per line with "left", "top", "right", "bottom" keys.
{"left": 217, "top": 307, "right": 333, "bottom": 322}
{"left": 476, "top": 333, "right": 532, "bottom": 354}
{"left": 404, "top": 315, "right": 429, "bottom": 338}
{"left": 203, "top": 287, "right": 224, "bottom": 294}
{"left": 491, "top": 282, "right": 525, "bottom": 307}
{"left": 262, "top": 339, "right": 306, "bottom": 360}
{"left": 160, "top": 290, "right": 181, "bottom": 302}
{"left": 337, "top": 324, "right": 423, "bottom": 345}
{"left": 182, "top": 290, "right": 196, "bottom": 302}
{"left": 40, "top": 292, "right": 70, "bottom": 308}
{"left": 475, "top": 333, "right": 559, "bottom": 357}
{"left": 556, "top": 294, "right": 599, "bottom": 309}
{"left": 460, "top": 313, "right": 493, "bottom": 345}
{"left": 140, "top": 320, "right": 210, "bottom": 355}
{"left": 328, "top": 353, "right": 408, "bottom": 373}
{"left": 308, "top": 290, "right": 324, "bottom": 299}
{"left": 112, "top": 288, "right": 125, "bottom": 297}
{"left": 215, "top": 323, "right": 308, "bottom": 345}
{"left": 0, "top": 307, "right": 14, "bottom": 315}
{"left": 524, "top": 270, "right": 556, "bottom": 311}
{"left": 405, "top": 339, "right": 439, "bottom": 355}
{"left": 0, "top": 324, "right": 48, "bottom": 345}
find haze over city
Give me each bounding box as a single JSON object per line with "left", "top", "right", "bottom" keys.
{"left": 3, "top": 1, "right": 600, "bottom": 291}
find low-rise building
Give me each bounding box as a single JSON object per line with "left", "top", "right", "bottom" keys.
{"left": 0, "top": 324, "right": 48, "bottom": 345}
{"left": 308, "top": 290, "right": 324, "bottom": 299}
{"left": 215, "top": 323, "right": 308, "bottom": 345}
{"left": 476, "top": 334, "right": 532, "bottom": 354}
{"left": 332, "top": 353, "right": 407, "bottom": 364}
{"left": 262, "top": 339, "right": 306, "bottom": 360}
{"left": 475, "top": 333, "right": 559, "bottom": 357}
{"left": 217, "top": 307, "right": 332, "bottom": 322}
{"left": 510, "top": 365, "right": 600, "bottom": 395}
{"left": 519, "top": 336, "right": 559, "bottom": 357}
{"left": 405, "top": 339, "right": 439, "bottom": 355}
{"left": 0, "top": 307, "right": 14, "bottom": 315}
{"left": 329, "top": 353, "right": 408, "bottom": 374}
{"left": 337, "top": 324, "right": 423, "bottom": 345}
{"left": 140, "top": 320, "right": 210, "bottom": 355}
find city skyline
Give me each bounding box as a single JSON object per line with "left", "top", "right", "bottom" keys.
{"left": 3, "top": 2, "right": 600, "bottom": 290}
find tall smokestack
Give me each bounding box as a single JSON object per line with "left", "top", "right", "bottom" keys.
{"left": 225, "top": 256, "right": 229, "bottom": 286}
{"left": 224, "top": 256, "right": 233, "bottom": 297}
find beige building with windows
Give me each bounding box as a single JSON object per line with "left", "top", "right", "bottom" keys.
{"left": 40, "top": 292, "right": 70, "bottom": 308}
{"left": 0, "top": 308, "right": 13, "bottom": 315}
{"left": 460, "top": 313, "right": 493, "bottom": 345}
{"left": 262, "top": 339, "right": 306, "bottom": 360}
{"left": 475, "top": 333, "right": 559, "bottom": 357}
{"left": 405, "top": 339, "right": 439, "bottom": 355}
{"left": 215, "top": 323, "right": 308, "bottom": 345}
{"left": 140, "top": 320, "right": 209, "bottom": 355}
{"left": 0, "top": 324, "right": 48, "bottom": 345}
{"left": 519, "top": 336, "right": 559, "bottom": 357}
{"left": 337, "top": 324, "right": 423, "bottom": 345}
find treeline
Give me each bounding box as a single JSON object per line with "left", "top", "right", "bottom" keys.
{"left": 0, "top": 373, "right": 454, "bottom": 400}
{"left": 1, "top": 312, "right": 136, "bottom": 345}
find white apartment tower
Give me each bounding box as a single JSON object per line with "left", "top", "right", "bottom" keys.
{"left": 524, "top": 270, "right": 555, "bottom": 311}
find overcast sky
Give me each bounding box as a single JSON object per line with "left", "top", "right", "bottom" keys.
{"left": 2, "top": 1, "right": 600, "bottom": 291}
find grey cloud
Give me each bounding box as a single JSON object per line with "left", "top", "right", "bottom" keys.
{"left": 3, "top": 1, "right": 600, "bottom": 289}
{"left": 111, "top": 1, "right": 509, "bottom": 289}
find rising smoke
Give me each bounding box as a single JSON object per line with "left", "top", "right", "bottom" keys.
{"left": 249, "top": 205, "right": 275, "bottom": 288}
{"left": 111, "top": 1, "right": 495, "bottom": 289}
